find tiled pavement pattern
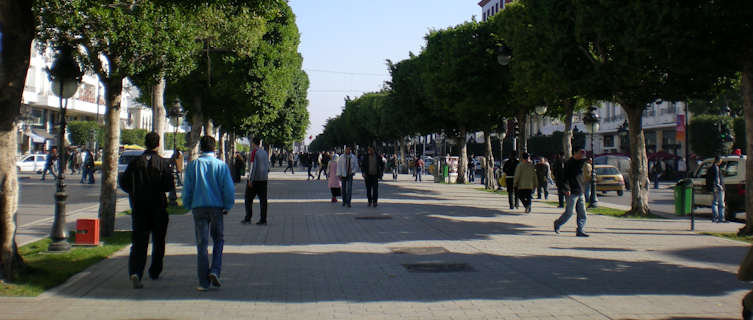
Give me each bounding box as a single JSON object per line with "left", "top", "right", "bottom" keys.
{"left": 1, "top": 172, "right": 749, "bottom": 320}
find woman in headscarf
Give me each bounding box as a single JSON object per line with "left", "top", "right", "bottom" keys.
{"left": 328, "top": 153, "right": 341, "bottom": 203}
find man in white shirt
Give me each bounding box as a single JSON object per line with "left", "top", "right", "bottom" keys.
{"left": 337, "top": 146, "right": 359, "bottom": 208}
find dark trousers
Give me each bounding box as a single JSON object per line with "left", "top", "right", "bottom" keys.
{"left": 307, "top": 166, "right": 315, "bottom": 179}
{"left": 506, "top": 177, "right": 519, "bottom": 208}
{"left": 517, "top": 189, "right": 533, "bottom": 209}
{"left": 536, "top": 181, "right": 548, "bottom": 199}
{"left": 556, "top": 184, "right": 565, "bottom": 207}
{"left": 317, "top": 166, "right": 327, "bottom": 179}
{"left": 129, "top": 212, "right": 168, "bottom": 280}
{"left": 42, "top": 162, "right": 57, "bottom": 180}
{"left": 365, "top": 175, "right": 379, "bottom": 204}
{"left": 244, "top": 181, "right": 268, "bottom": 222}
{"left": 284, "top": 163, "right": 294, "bottom": 174}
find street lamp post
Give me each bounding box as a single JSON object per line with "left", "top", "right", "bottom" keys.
{"left": 583, "top": 107, "right": 600, "bottom": 208}
{"left": 168, "top": 107, "right": 184, "bottom": 207}
{"left": 617, "top": 120, "right": 629, "bottom": 153}
{"left": 47, "top": 45, "right": 82, "bottom": 252}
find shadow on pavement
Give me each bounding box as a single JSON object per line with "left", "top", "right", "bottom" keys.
{"left": 664, "top": 246, "right": 749, "bottom": 267}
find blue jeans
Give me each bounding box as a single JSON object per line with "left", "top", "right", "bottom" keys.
{"left": 415, "top": 169, "right": 422, "bottom": 182}
{"left": 711, "top": 189, "right": 725, "bottom": 222}
{"left": 341, "top": 177, "right": 353, "bottom": 205}
{"left": 584, "top": 182, "right": 598, "bottom": 206}
{"left": 192, "top": 208, "right": 224, "bottom": 288}
{"left": 555, "top": 192, "right": 587, "bottom": 234}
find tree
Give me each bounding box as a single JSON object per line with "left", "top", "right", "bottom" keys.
{"left": 421, "top": 21, "right": 510, "bottom": 184}
{"left": 260, "top": 69, "right": 310, "bottom": 148}
{"left": 568, "top": 0, "right": 728, "bottom": 216}
{"left": 688, "top": 115, "right": 735, "bottom": 158}
{"left": 0, "top": 0, "right": 35, "bottom": 281}
{"left": 36, "top": 1, "right": 203, "bottom": 236}
{"left": 68, "top": 121, "right": 103, "bottom": 147}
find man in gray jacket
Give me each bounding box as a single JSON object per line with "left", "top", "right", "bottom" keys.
{"left": 242, "top": 137, "right": 270, "bottom": 225}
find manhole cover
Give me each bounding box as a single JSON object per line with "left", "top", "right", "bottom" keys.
{"left": 390, "top": 247, "right": 449, "bottom": 255}
{"left": 355, "top": 215, "right": 392, "bottom": 220}
{"left": 402, "top": 262, "right": 474, "bottom": 272}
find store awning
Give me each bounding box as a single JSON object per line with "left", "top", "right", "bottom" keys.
{"left": 29, "top": 129, "right": 54, "bottom": 144}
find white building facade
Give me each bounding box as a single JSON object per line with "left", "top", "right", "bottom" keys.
{"left": 479, "top": 0, "right": 512, "bottom": 22}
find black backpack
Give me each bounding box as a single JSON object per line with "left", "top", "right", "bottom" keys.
{"left": 704, "top": 166, "right": 715, "bottom": 192}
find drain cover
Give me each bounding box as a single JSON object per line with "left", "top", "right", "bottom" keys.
{"left": 402, "top": 262, "right": 473, "bottom": 272}
{"left": 390, "top": 247, "right": 449, "bottom": 255}
{"left": 355, "top": 215, "right": 392, "bottom": 220}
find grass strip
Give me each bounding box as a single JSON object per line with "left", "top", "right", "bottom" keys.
{"left": 0, "top": 231, "right": 131, "bottom": 297}
{"left": 476, "top": 187, "right": 508, "bottom": 196}
{"left": 701, "top": 232, "right": 753, "bottom": 243}
{"left": 120, "top": 198, "right": 189, "bottom": 216}
{"left": 543, "top": 201, "right": 666, "bottom": 219}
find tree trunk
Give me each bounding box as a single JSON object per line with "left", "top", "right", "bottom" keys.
{"left": 98, "top": 78, "right": 124, "bottom": 237}
{"left": 0, "top": 0, "right": 34, "bottom": 281}
{"left": 204, "top": 119, "right": 214, "bottom": 138}
{"left": 517, "top": 112, "right": 528, "bottom": 157}
{"left": 484, "top": 130, "right": 496, "bottom": 190}
{"left": 217, "top": 129, "right": 225, "bottom": 161}
{"left": 186, "top": 95, "right": 203, "bottom": 161}
{"left": 623, "top": 105, "right": 651, "bottom": 216}
{"left": 457, "top": 129, "right": 468, "bottom": 184}
{"left": 399, "top": 138, "right": 407, "bottom": 173}
{"left": 151, "top": 78, "right": 166, "bottom": 155}
{"left": 562, "top": 101, "right": 575, "bottom": 159}
{"left": 738, "top": 61, "right": 753, "bottom": 235}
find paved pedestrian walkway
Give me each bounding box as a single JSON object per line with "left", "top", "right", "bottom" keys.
{"left": 1, "top": 172, "right": 749, "bottom": 320}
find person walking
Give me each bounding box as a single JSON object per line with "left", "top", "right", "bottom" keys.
{"left": 552, "top": 152, "right": 566, "bottom": 208}
{"left": 553, "top": 148, "right": 590, "bottom": 237}
{"left": 708, "top": 155, "right": 726, "bottom": 223}
{"left": 503, "top": 153, "right": 520, "bottom": 210}
{"left": 284, "top": 152, "right": 295, "bottom": 174}
{"left": 513, "top": 152, "right": 538, "bottom": 213}
{"left": 415, "top": 157, "right": 424, "bottom": 182}
{"left": 317, "top": 152, "right": 329, "bottom": 180}
{"left": 362, "top": 146, "right": 385, "bottom": 207}
{"left": 183, "top": 136, "right": 235, "bottom": 291}
{"left": 232, "top": 152, "right": 244, "bottom": 183}
{"left": 242, "top": 137, "right": 270, "bottom": 225}
{"left": 306, "top": 153, "right": 315, "bottom": 180}
{"left": 535, "top": 157, "right": 552, "bottom": 200}
{"left": 391, "top": 154, "right": 399, "bottom": 182}
{"left": 174, "top": 149, "right": 184, "bottom": 187}
{"left": 651, "top": 160, "right": 663, "bottom": 189}
{"left": 583, "top": 158, "right": 598, "bottom": 208}
{"left": 41, "top": 147, "right": 58, "bottom": 181}
{"left": 337, "top": 146, "right": 359, "bottom": 208}
{"left": 328, "top": 154, "right": 341, "bottom": 202}
{"left": 119, "top": 132, "right": 175, "bottom": 289}
{"left": 80, "top": 148, "right": 94, "bottom": 184}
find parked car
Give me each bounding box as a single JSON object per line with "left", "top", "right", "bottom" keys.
{"left": 690, "top": 155, "right": 746, "bottom": 221}
{"left": 16, "top": 154, "right": 47, "bottom": 173}
{"left": 117, "top": 149, "right": 144, "bottom": 180}
{"left": 594, "top": 165, "right": 626, "bottom": 196}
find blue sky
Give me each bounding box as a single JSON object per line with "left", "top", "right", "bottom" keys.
{"left": 289, "top": 1, "right": 480, "bottom": 143}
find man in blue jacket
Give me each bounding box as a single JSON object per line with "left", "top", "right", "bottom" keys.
{"left": 183, "top": 136, "right": 235, "bottom": 291}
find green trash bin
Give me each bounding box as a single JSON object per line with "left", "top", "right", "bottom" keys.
{"left": 674, "top": 179, "right": 693, "bottom": 215}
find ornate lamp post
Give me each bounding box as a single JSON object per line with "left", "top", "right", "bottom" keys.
{"left": 583, "top": 106, "right": 600, "bottom": 208}
{"left": 167, "top": 106, "right": 184, "bottom": 206}
{"left": 47, "top": 45, "right": 82, "bottom": 252}
{"left": 617, "top": 120, "right": 629, "bottom": 153}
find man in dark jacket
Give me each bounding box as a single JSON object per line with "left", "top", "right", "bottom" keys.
{"left": 362, "top": 146, "right": 385, "bottom": 207}
{"left": 553, "top": 148, "right": 589, "bottom": 237}
{"left": 552, "top": 152, "right": 566, "bottom": 208}
{"left": 502, "top": 152, "right": 520, "bottom": 210}
{"left": 708, "top": 155, "right": 726, "bottom": 223}
{"left": 119, "top": 132, "right": 175, "bottom": 288}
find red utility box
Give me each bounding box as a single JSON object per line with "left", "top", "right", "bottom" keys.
{"left": 75, "top": 219, "right": 100, "bottom": 246}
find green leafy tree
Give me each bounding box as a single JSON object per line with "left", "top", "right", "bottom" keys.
{"left": 68, "top": 121, "right": 103, "bottom": 147}
{"left": 261, "top": 69, "right": 310, "bottom": 148}
{"left": 688, "top": 115, "right": 734, "bottom": 158}
{"left": 567, "top": 0, "right": 728, "bottom": 216}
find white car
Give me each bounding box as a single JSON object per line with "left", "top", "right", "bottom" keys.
{"left": 690, "top": 155, "right": 747, "bottom": 221}
{"left": 16, "top": 154, "right": 48, "bottom": 173}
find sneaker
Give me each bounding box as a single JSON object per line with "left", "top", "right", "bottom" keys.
{"left": 576, "top": 232, "right": 590, "bottom": 237}
{"left": 256, "top": 221, "right": 267, "bottom": 225}
{"left": 208, "top": 273, "right": 222, "bottom": 288}
{"left": 241, "top": 219, "right": 252, "bottom": 225}
{"left": 196, "top": 286, "right": 209, "bottom": 292}
{"left": 553, "top": 221, "right": 560, "bottom": 234}
{"left": 130, "top": 274, "right": 143, "bottom": 289}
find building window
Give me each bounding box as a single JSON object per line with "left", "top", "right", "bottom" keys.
{"left": 603, "top": 135, "right": 615, "bottom": 148}
{"left": 483, "top": 12, "right": 486, "bottom": 21}
{"left": 30, "top": 109, "right": 45, "bottom": 127}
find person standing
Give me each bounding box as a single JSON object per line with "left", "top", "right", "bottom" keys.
{"left": 183, "top": 136, "right": 235, "bottom": 291}
{"left": 119, "top": 132, "right": 175, "bottom": 289}
{"left": 513, "top": 152, "right": 538, "bottom": 213}
{"left": 552, "top": 152, "right": 566, "bottom": 208}
{"left": 708, "top": 155, "right": 726, "bottom": 223}
{"left": 174, "top": 149, "right": 184, "bottom": 187}
{"left": 362, "top": 146, "right": 385, "bottom": 207}
{"left": 583, "top": 158, "right": 598, "bottom": 208}
{"left": 80, "top": 148, "right": 94, "bottom": 184}
{"left": 328, "top": 154, "right": 341, "bottom": 202}
{"left": 503, "top": 153, "right": 520, "bottom": 210}
{"left": 232, "top": 152, "right": 244, "bottom": 183}
{"left": 535, "top": 157, "right": 552, "bottom": 200}
{"left": 391, "top": 154, "right": 399, "bottom": 182}
{"left": 337, "top": 146, "right": 359, "bottom": 208}
{"left": 242, "top": 137, "right": 270, "bottom": 225}
{"left": 41, "top": 147, "right": 58, "bottom": 181}
{"left": 651, "top": 160, "right": 663, "bottom": 189}
{"left": 415, "top": 157, "right": 424, "bottom": 182}
{"left": 553, "top": 148, "right": 590, "bottom": 237}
